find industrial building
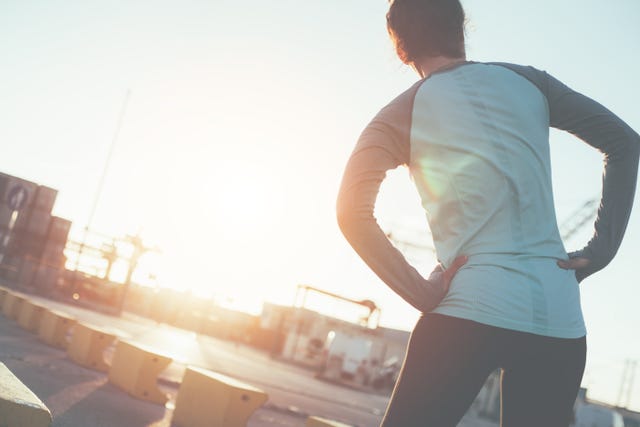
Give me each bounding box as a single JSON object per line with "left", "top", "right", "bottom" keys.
{"left": 260, "top": 302, "right": 409, "bottom": 389}
{"left": 0, "top": 172, "right": 71, "bottom": 292}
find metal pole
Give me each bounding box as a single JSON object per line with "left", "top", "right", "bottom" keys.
{"left": 626, "top": 360, "right": 637, "bottom": 408}
{"left": 618, "top": 359, "right": 629, "bottom": 407}
{"left": 115, "top": 233, "right": 142, "bottom": 315}
{"left": 71, "top": 90, "right": 131, "bottom": 296}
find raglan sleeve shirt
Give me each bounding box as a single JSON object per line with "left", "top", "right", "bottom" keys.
{"left": 336, "top": 82, "right": 448, "bottom": 313}
{"left": 543, "top": 71, "right": 640, "bottom": 281}
{"left": 502, "top": 63, "right": 640, "bottom": 281}
{"left": 337, "top": 64, "right": 640, "bottom": 316}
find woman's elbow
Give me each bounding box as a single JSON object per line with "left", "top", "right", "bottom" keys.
{"left": 336, "top": 196, "right": 353, "bottom": 236}
{"left": 336, "top": 193, "right": 368, "bottom": 240}
{"left": 623, "top": 128, "right": 640, "bottom": 159}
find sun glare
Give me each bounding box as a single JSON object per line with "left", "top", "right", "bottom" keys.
{"left": 210, "top": 168, "right": 283, "bottom": 237}
{"left": 125, "top": 149, "right": 294, "bottom": 310}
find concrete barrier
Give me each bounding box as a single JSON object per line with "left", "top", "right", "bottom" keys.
{"left": 306, "top": 416, "right": 354, "bottom": 427}
{"left": 17, "top": 300, "right": 47, "bottom": 333}
{"left": 67, "top": 322, "right": 116, "bottom": 372}
{"left": 172, "top": 367, "right": 268, "bottom": 427}
{"left": 108, "top": 340, "right": 172, "bottom": 404}
{"left": 0, "top": 286, "right": 8, "bottom": 305}
{"left": 0, "top": 362, "right": 52, "bottom": 427}
{"left": 1, "top": 292, "right": 26, "bottom": 320}
{"left": 37, "top": 309, "right": 77, "bottom": 349}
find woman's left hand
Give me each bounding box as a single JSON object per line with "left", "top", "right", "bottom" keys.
{"left": 557, "top": 257, "right": 590, "bottom": 270}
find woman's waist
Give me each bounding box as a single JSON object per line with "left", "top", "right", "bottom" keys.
{"left": 463, "top": 251, "right": 567, "bottom": 267}
{"left": 448, "top": 252, "right": 578, "bottom": 289}
{"left": 438, "top": 240, "right": 568, "bottom": 269}
{"left": 438, "top": 256, "right": 583, "bottom": 335}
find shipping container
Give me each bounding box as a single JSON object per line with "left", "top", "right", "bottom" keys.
{"left": 18, "top": 258, "right": 38, "bottom": 287}
{"left": 14, "top": 208, "right": 51, "bottom": 237}
{"left": 27, "top": 210, "right": 51, "bottom": 236}
{"left": 6, "top": 231, "right": 45, "bottom": 259}
{"left": 33, "top": 185, "right": 57, "bottom": 213}
{"left": 33, "top": 264, "right": 60, "bottom": 289}
{"left": 0, "top": 255, "right": 22, "bottom": 281}
{"left": 0, "top": 174, "right": 9, "bottom": 204}
{"left": 1, "top": 176, "right": 37, "bottom": 210}
{"left": 47, "top": 216, "right": 72, "bottom": 243}
{"left": 13, "top": 205, "right": 33, "bottom": 231}
{"left": 41, "top": 241, "right": 66, "bottom": 265}
{"left": 0, "top": 202, "right": 15, "bottom": 229}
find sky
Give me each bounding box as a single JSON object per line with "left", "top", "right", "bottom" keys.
{"left": 1, "top": 0, "right": 639, "bottom": 410}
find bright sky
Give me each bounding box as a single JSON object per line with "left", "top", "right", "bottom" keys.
{"left": 1, "top": 0, "right": 639, "bottom": 410}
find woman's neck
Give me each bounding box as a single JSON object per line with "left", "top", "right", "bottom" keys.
{"left": 416, "top": 55, "right": 467, "bottom": 78}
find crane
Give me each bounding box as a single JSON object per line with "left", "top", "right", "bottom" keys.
{"left": 384, "top": 197, "right": 599, "bottom": 257}
{"left": 559, "top": 198, "right": 598, "bottom": 242}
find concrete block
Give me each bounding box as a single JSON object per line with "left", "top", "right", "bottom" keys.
{"left": 37, "top": 309, "right": 76, "bottom": 349}
{"left": 172, "top": 367, "right": 268, "bottom": 427}
{"left": 2, "top": 293, "right": 26, "bottom": 320}
{"left": 108, "top": 340, "right": 172, "bottom": 404}
{"left": 0, "top": 286, "right": 8, "bottom": 305}
{"left": 306, "top": 416, "right": 354, "bottom": 427}
{"left": 67, "top": 322, "right": 116, "bottom": 372}
{"left": 0, "top": 362, "right": 52, "bottom": 427}
{"left": 17, "top": 300, "right": 47, "bottom": 332}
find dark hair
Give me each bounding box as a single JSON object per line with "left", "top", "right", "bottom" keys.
{"left": 386, "top": 0, "right": 466, "bottom": 64}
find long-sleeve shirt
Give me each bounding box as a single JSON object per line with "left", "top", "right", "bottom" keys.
{"left": 337, "top": 61, "right": 639, "bottom": 338}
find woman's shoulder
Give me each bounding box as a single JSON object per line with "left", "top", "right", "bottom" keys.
{"left": 372, "top": 80, "right": 426, "bottom": 126}
{"left": 479, "top": 61, "right": 552, "bottom": 93}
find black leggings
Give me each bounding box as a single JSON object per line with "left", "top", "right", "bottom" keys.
{"left": 381, "top": 313, "right": 586, "bottom": 427}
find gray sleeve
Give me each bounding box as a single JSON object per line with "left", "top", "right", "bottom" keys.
{"left": 546, "top": 73, "right": 640, "bottom": 281}
{"left": 494, "top": 63, "right": 640, "bottom": 282}
{"left": 336, "top": 82, "right": 445, "bottom": 312}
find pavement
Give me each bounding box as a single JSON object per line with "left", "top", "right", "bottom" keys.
{"left": 0, "top": 291, "right": 388, "bottom": 427}
{"left": 0, "top": 291, "right": 498, "bottom": 427}
{"left": 1, "top": 316, "right": 310, "bottom": 427}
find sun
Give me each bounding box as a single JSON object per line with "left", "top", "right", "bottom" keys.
{"left": 133, "top": 150, "right": 292, "bottom": 304}
{"left": 208, "top": 166, "right": 284, "bottom": 238}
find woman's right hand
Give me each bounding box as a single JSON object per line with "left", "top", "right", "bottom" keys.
{"left": 426, "top": 255, "right": 468, "bottom": 303}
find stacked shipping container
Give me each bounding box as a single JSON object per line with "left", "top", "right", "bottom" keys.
{"left": 0, "top": 172, "right": 72, "bottom": 289}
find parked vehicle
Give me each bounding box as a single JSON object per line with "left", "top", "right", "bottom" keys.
{"left": 371, "top": 356, "right": 400, "bottom": 391}
{"left": 573, "top": 403, "right": 625, "bottom": 427}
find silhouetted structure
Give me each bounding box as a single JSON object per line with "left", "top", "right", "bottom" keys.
{"left": 0, "top": 172, "right": 70, "bottom": 292}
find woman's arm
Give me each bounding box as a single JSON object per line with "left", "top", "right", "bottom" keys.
{"left": 489, "top": 62, "right": 640, "bottom": 281}
{"left": 336, "top": 85, "right": 465, "bottom": 312}
{"left": 545, "top": 72, "right": 640, "bottom": 282}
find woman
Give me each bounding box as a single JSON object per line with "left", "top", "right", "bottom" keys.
{"left": 336, "top": 1, "right": 639, "bottom": 426}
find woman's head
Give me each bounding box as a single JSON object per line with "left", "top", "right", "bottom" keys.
{"left": 387, "top": 0, "right": 466, "bottom": 65}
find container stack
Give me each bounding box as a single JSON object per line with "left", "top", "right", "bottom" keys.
{"left": 0, "top": 173, "right": 38, "bottom": 281}
{"left": 0, "top": 172, "right": 72, "bottom": 290}
{"left": 13, "top": 185, "right": 55, "bottom": 258}
{"left": 37, "top": 216, "right": 72, "bottom": 288}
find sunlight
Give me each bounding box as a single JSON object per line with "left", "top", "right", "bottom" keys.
{"left": 125, "top": 145, "right": 294, "bottom": 304}
{"left": 207, "top": 165, "right": 285, "bottom": 238}
{"left": 215, "top": 294, "right": 265, "bottom": 316}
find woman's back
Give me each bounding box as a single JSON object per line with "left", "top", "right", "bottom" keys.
{"left": 413, "top": 63, "right": 564, "bottom": 259}
{"left": 409, "top": 62, "right": 584, "bottom": 337}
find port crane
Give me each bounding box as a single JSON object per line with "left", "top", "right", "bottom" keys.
{"left": 384, "top": 198, "right": 599, "bottom": 259}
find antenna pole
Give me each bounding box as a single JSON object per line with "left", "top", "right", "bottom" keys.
{"left": 71, "top": 90, "right": 131, "bottom": 293}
